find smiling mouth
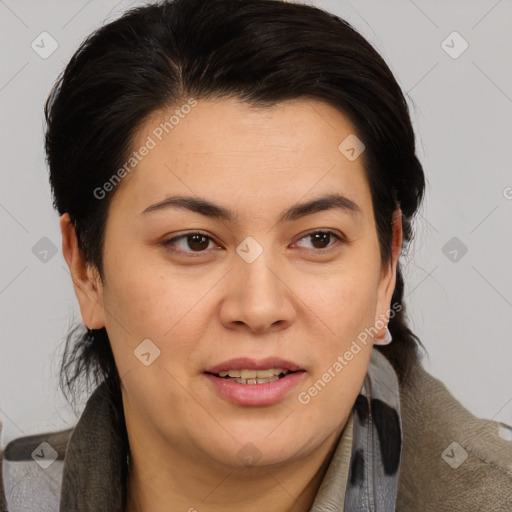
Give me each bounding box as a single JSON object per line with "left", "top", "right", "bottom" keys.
{"left": 206, "top": 368, "right": 298, "bottom": 385}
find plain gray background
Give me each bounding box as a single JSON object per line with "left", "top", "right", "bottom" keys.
{"left": 1, "top": 0, "right": 511, "bottom": 447}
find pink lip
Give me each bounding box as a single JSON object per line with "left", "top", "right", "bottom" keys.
{"left": 204, "top": 371, "right": 306, "bottom": 406}
{"left": 205, "top": 357, "right": 303, "bottom": 373}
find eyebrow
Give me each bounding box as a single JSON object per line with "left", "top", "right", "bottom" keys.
{"left": 139, "top": 193, "right": 362, "bottom": 223}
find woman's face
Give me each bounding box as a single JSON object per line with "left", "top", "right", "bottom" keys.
{"left": 67, "top": 97, "right": 401, "bottom": 472}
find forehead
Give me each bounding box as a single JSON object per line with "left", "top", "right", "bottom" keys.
{"left": 109, "top": 97, "right": 372, "bottom": 221}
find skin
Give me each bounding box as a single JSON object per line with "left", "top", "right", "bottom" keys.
{"left": 61, "top": 97, "right": 402, "bottom": 512}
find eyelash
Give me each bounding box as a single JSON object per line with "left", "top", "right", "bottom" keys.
{"left": 160, "top": 230, "right": 346, "bottom": 256}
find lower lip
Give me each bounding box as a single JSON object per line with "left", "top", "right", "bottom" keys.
{"left": 204, "top": 372, "right": 306, "bottom": 406}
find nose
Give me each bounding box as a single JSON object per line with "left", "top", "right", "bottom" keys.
{"left": 218, "top": 250, "right": 296, "bottom": 334}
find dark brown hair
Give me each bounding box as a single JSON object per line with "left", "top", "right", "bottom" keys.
{"left": 45, "top": 0, "right": 427, "bottom": 411}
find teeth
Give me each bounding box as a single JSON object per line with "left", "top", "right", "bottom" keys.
{"left": 235, "top": 376, "right": 280, "bottom": 384}
{"left": 218, "top": 368, "right": 289, "bottom": 379}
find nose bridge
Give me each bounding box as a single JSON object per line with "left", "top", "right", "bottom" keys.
{"left": 237, "top": 238, "right": 282, "bottom": 302}
{"left": 221, "top": 236, "right": 294, "bottom": 331}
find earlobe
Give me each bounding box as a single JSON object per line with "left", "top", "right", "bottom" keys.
{"left": 60, "top": 213, "right": 106, "bottom": 330}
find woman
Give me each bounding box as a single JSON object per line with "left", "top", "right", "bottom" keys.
{"left": 1, "top": 0, "right": 511, "bottom": 510}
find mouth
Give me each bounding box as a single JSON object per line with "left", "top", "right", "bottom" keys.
{"left": 205, "top": 368, "right": 297, "bottom": 385}
{"left": 203, "top": 357, "right": 306, "bottom": 405}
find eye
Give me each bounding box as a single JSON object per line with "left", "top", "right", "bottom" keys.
{"left": 161, "top": 232, "right": 220, "bottom": 255}
{"left": 160, "top": 229, "right": 346, "bottom": 257}
{"left": 293, "top": 230, "right": 345, "bottom": 251}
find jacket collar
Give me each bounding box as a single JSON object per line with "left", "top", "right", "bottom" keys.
{"left": 59, "top": 378, "right": 127, "bottom": 511}
{"left": 59, "top": 348, "right": 402, "bottom": 511}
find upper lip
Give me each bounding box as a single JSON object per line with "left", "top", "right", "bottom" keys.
{"left": 205, "top": 357, "right": 304, "bottom": 374}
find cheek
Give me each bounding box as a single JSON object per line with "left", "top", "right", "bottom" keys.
{"left": 101, "top": 257, "right": 210, "bottom": 369}
{"left": 102, "top": 243, "right": 176, "bottom": 321}
{"left": 304, "top": 269, "right": 378, "bottom": 338}
{"left": 295, "top": 276, "right": 377, "bottom": 414}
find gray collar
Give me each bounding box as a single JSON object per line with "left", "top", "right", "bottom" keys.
{"left": 311, "top": 348, "right": 402, "bottom": 511}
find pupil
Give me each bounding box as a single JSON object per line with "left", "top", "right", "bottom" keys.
{"left": 311, "top": 232, "right": 329, "bottom": 249}
{"left": 188, "top": 234, "right": 208, "bottom": 251}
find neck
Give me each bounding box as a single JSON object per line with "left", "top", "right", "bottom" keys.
{"left": 124, "top": 419, "right": 347, "bottom": 512}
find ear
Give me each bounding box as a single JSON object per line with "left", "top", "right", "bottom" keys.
{"left": 60, "top": 213, "right": 106, "bottom": 330}
{"left": 373, "top": 208, "right": 402, "bottom": 339}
